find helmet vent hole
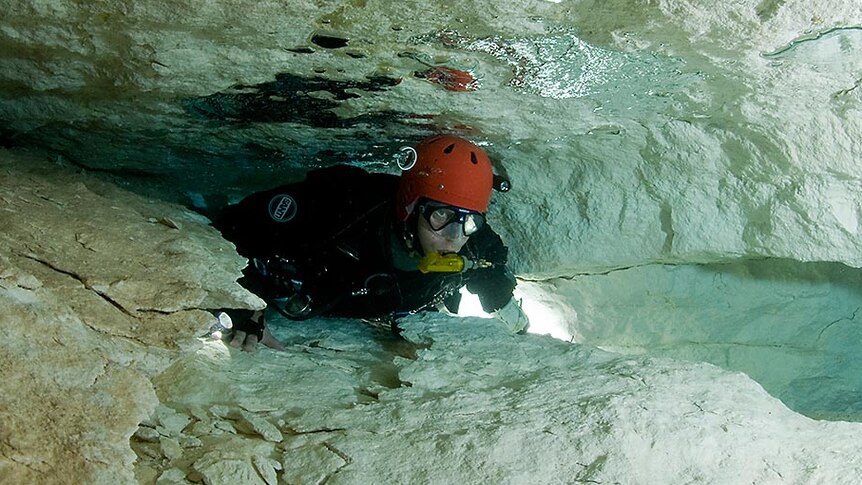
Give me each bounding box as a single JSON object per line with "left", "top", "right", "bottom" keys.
{"left": 470, "top": 152, "right": 478, "bottom": 164}
{"left": 444, "top": 143, "right": 455, "bottom": 154}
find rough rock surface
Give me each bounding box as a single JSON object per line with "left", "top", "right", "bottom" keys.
{"left": 1, "top": 0, "right": 861, "bottom": 482}
{"left": 0, "top": 1, "right": 859, "bottom": 273}
{"left": 140, "top": 314, "right": 862, "bottom": 484}
{"left": 0, "top": 150, "right": 261, "bottom": 483}
{"left": 543, "top": 260, "right": 862, "bottom": 421}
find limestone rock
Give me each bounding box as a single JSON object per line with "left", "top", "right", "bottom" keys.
{"left": 1, "top": 1, "right": 861, "bottom": 483}
{"left": 0, "top": 152, "right": 262, "bottom": 483}
{"left": 148, "top": 314, "right": 862, "bottom": 483}
{"left": 0, "top": 0, "right": 860, "bottom": 275}
{"left": 155, "top": 467, "right": 188, "bottom": 485}
{"left": 134, "top": 426, "right": 161, "bottom": 443}
{"left": 235, "top": 410, "right": 283, "bottom": 443}
{"left": 178, "top": 435, "right": 203, "bottom": 449}
{"left": 190, "top": 436, "right": 277, "bottom": 485}
{"left": 252, "top": 455, "right": 282, "bottom": 485}
{"left": 281, "top": 443, "right": 349, "bottom": 485}
{"left": 551, "top": 260, "right": 862, "bottom": 420}
{"left": 155, "top": 405, "right": 192, "bottom": 437}
{"left": 159, "top": 437, "right": 183, "bottom": 462}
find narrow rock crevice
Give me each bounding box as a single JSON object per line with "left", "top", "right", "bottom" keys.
{"left": 320, "top": 441, "right": 352, "bottom": 483}
{"left": 21, "top": 253, "right": 137, "bottom": 317}
{"left": 816, "top": 306, "right": 860, "bottom": 344}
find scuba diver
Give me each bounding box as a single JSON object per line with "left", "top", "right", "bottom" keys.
{"left": 215, "top": 135, "right": 528, "bottom": 351}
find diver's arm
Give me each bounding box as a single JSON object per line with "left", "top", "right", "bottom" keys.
{"left": 492, "top": 297, "right": 529, "bottom": 334}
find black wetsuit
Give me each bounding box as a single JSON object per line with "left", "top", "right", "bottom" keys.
{"left": 216, "top": 165, "right": 516, "bottom": 321}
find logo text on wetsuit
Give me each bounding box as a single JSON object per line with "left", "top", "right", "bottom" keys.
{"left": 268, "top": 194, "right": 298, "bottom": 222}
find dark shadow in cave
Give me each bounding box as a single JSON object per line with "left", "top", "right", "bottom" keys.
{"left": 183, "top": 72, "right": 415, "bottom": 128}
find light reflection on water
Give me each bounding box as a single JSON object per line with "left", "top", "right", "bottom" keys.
{"left": 428, "top": 27, "right": 700, "bottom": 111}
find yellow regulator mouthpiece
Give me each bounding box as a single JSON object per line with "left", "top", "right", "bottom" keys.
{"left": 418, "top": 252, "right": 466, "bottom": 273}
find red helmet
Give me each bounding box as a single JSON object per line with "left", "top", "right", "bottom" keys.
{"left": 396, "top": 135, "right": 493, "bottom": 221}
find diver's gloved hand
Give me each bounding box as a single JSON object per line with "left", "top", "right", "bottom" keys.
{"left": 213, "top": 310, "right": 285, "bottom": 352}
{"left": 493, "top": 298, "right": 529, "bottom": 334}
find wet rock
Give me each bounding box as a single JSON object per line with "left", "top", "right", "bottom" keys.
{"left": 209, "top": 405, "right": 233, "bottom": 419}
{"left": 136, "top": 442, "right": 163, "bottom": 460}
{"left": 213, "top": 420, "right": 238, "bottom": 434}
{"left": 253, "top": 455, "right": 282, "bottom": 485}
{"left": 0, "top": 152, "right": 262, "bottom": 483}
{"left": 187, "top": 405, "right": 209, "bottom": 422}
{"left": 193, "top": 457, "right": 264, "bottom": 485}
{"left": 191, "top": 437, "right": 278, "bottom": 485}
{"left": 235, "top": 410, "right": 284, "bottom": 443}
{"left": 159, "top": 436, "right": 184, "bottom": 461}
{"left": 178, "top": 434, "right": 204, "bottom": 449}
{"left": 189, "top": 420, "right": 217, "bottom": 436}
{"left": 156, "top": 405, "right": 193, "bottom": 436}
{"left": 134, "top": 426, "right": 162, "bottom": 443}
{"left": 281, "top": 443, "right": 349, "bottom": 484}
{"left": 156, "top": 467, "right": 188, "bottom": 485}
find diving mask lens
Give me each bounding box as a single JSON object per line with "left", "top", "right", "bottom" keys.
{"left": 461, "top": 212, "right": 484, "bottom": 236}
{"left": 423, "top": 205, "right": 485, "bottom": 237}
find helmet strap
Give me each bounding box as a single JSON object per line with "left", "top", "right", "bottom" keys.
{"left": 399, "top": 213, "right": 422, "bottom": 257}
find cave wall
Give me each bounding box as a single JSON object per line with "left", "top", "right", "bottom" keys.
{"left": 1, "top": 0, "right": 859, "bottom": 275}
{"left": 0, "top": 151, "right": 261, "bottom": 482}
{"left": 550, "top": 259, "right": 862, "bottom": 420}
{"left": 1, "top": 1, "right": 862, "bottom": 482}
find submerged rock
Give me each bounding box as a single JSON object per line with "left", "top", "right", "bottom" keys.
{"left": 0, "top": 150, "right": 261, "bottom": 483}
{"left": 144, "top": 314, "right": 862, "bottom": 484}
{"left": 0, "top": 0, "right": 860, "bottom": 482}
